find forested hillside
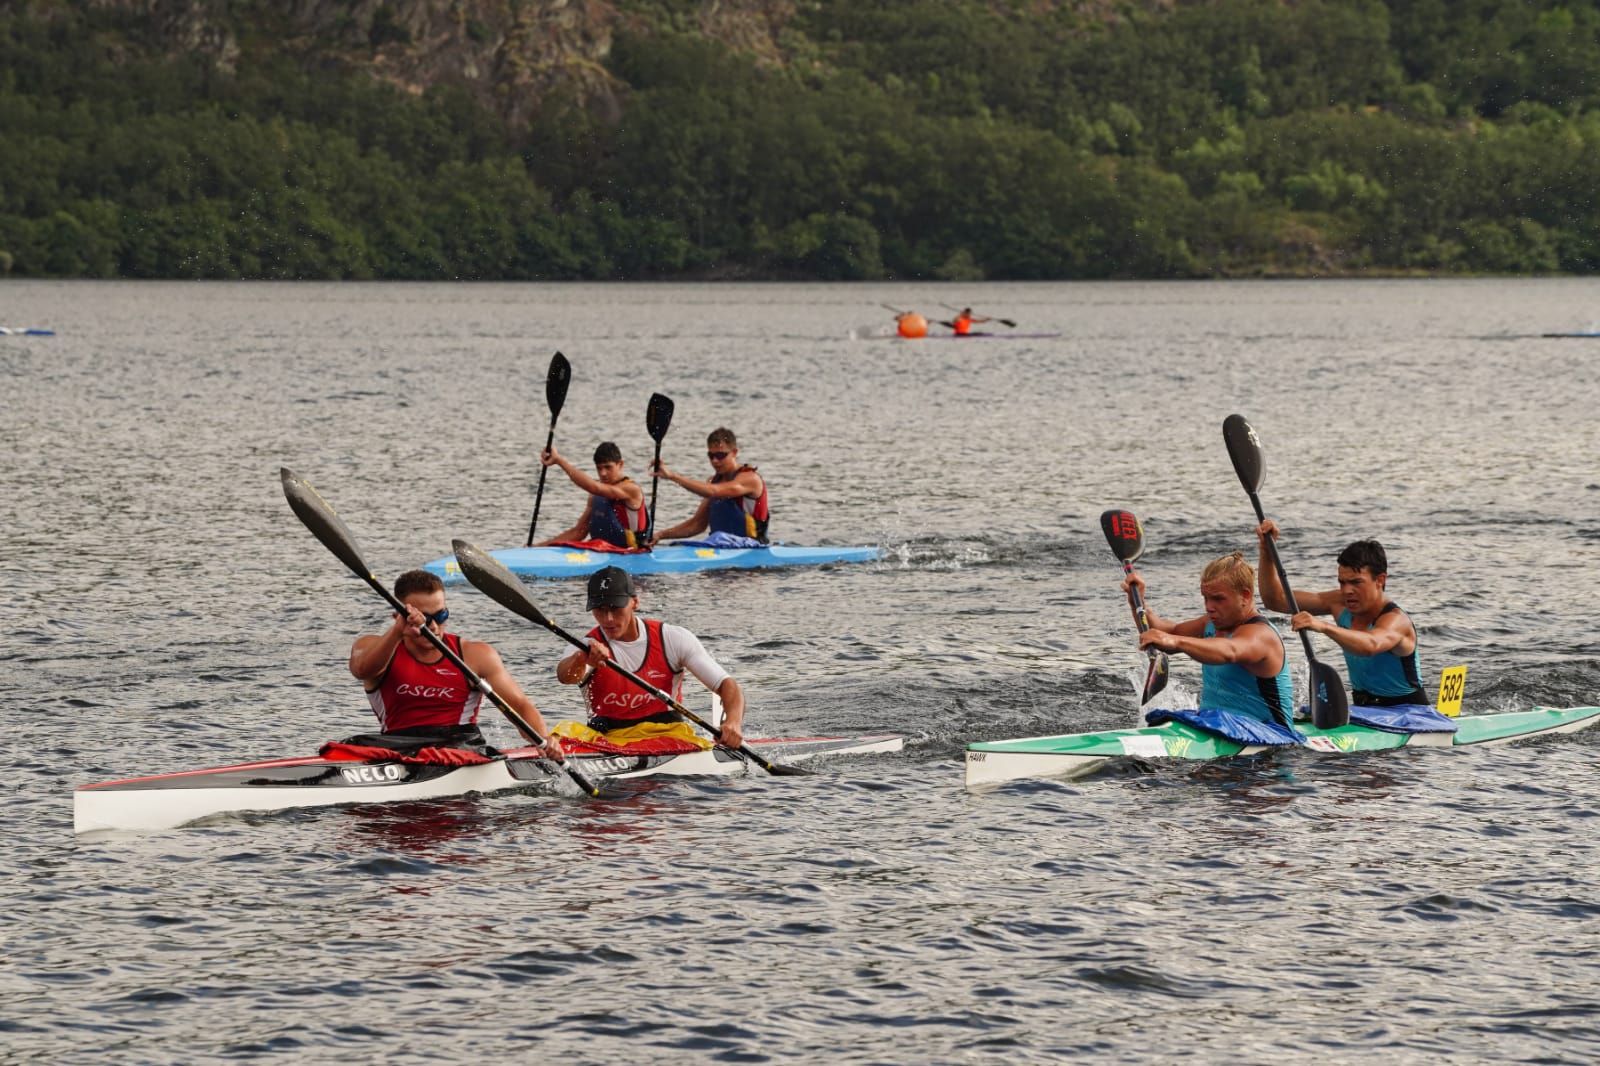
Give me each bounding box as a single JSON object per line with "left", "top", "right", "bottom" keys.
{"left": 3, "top": 0, "right": 1598, "bottom": 279}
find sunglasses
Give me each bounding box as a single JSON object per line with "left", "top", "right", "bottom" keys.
{"left": 420, "top": 607, "right": 449, "bottom": 625}
{"left": 707, "top": 451, "right": 729, "bottom": 461}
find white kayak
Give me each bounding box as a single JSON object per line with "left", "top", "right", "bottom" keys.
{"left": 75, "top": 733, "right": 904, "bottom": 834}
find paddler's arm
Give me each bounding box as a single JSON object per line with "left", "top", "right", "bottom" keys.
{"left": 1256, "top": 520, "right": 1337, "bottom": 615}
{"left": 556, "top": 639, "right": 611, "bottom": 685}
{"left": 713, "top": 678, "right": 744, "bottom": 748}
{"left": 536, "top": 498, "right": 593, "bottom": 547}
{"left": 1141, "top": 620, "right": 1277, "bottom": 670}
{"left": 348, "top": 606, "right": 421, "bottom": 684}
{"left": 464, "top": 639, "right": 563, "bottom": 760}
{"left": 650, "top": 499, "right": 711, "bottom": 545}
{"left": 1292, "top": 608, "right": 1411, "bottom": 657}
{"left": 651, "top": 461, "right": 762, "bottom": 501}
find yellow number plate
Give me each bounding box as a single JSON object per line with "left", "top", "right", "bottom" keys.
{"left": 1435, "top": 664, "right": 1467, "bottom": 717}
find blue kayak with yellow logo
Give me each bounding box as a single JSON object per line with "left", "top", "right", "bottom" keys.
{"left": 423, "top": 542, "right": 882, "bottom": 583}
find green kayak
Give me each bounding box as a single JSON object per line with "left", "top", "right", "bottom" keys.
{"left": 964, "top": 706, "right": 1600, "bottom": 787}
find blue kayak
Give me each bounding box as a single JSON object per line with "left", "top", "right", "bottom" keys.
{"left": 423, "top": 543, "right": 882, "bottom": 582}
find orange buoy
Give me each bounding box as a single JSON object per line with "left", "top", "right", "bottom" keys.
{"left": 896, "top": 313, "right": 928, "bottom": 339}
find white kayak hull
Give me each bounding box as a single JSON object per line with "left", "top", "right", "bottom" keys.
{"left": 75, "top": 734, "right": 904, "bottom": 834}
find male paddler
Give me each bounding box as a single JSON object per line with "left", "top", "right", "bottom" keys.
{"left": 554, "top": 566, "right": 746, "bottom": 748}
{"left": 1257, "top": 521, "right": 1426, "bottom": 707}
{"left": 537, "top": 441, "right": 651, "bottom": 548}
{"left": 950, "top": 308, "right": 991, "bottom": 336}
{"left": 349, "top": 569, "right": 562, "bottom": 758}
{"left": 649, "top": 427, "right": 769, "bottom": 544}
{"left": 1123, "top": 551, "right": 1293, "bottom": 725}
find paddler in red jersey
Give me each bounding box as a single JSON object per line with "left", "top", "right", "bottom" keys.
{"left": 950, "top": 308, "right": 991, "bottom": 336}
{"left": 552, "top": 566, "right": 746, "bottom": 750}
{"left": 537, "top": 440, "right": 651, "bottom": 548}
{"left": 349, "top": 569, "right": 562, "bottom": 758}
{"left": 649, "top": 427, "right": 769, "bottom": 545}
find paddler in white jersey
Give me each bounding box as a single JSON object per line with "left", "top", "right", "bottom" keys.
{"left": 1256, "top": 521, "right": 1427, "bottom": 707}
{"left": 1122, "top": 551, "right": 1294, "bottom": 725}
{"left": 553, "top": 566, "right": 746, "bottom": 749}
{"left": 349, "top": 569, "right": 562, "bottom": 758}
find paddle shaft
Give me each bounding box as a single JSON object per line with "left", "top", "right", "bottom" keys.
{"left": 648, "top": 439, "right": 663, "bottom": 541}
{"left": 1245, "top": 491, "right": 1324, "bottom": 668}
{"left": 1120, "top": 559, "right": 1170, "bottom": 703}
{"left": 1120, "top": 560, "right": 1155, "bottom": 633}
{"left": 525, "top": 421, "right": 559, "bottom": 547}
{"left": 545, "top": 618, "right": 791, "bottom": 774}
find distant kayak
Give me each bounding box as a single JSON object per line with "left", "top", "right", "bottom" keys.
{"left": 0, "top": 327, "right": 54, "bottom": 336}
{"left": 424, "top": 542, "right": 882, "bottom": 582}
{"left": 905, "top": 332, "right": 1060, "bottom": 340}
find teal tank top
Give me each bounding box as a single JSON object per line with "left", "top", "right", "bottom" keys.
{"left": 1199, "top": 617, "right": 1293, "bottom": 725}
{"left": 1337, "top": 604, "right": 1425, "bottom": 704}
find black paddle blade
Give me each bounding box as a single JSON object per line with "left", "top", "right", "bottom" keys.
{"left": 1100, "top": 509, "right": 1146, "bottom": 564}
{"left": 1141, "top": 653, "right": 1170, "bottom": 704}
{"left": 281, "top": 468, "right": 373, "bottom": 580}
{"left": 646, "top": 393, "right": 675, "bottom": 443}
{"left": 1308, "top": 660, "right": 1350, "bottom": 729}
{"left": 1222, "top": 414, "right": 1265, "bottom": 493}
{"left": 451, "top": 539, "right": 555, "bottom": 630}
{"left": 546, "top": 351, "right": 571, "bottom": 416}
{"left": 999, "top": 318, "right": 1018, "bottom": 328}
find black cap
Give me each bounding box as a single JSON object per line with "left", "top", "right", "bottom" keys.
{"left": 587, "top": 566, "right": 636, "bottom": 608}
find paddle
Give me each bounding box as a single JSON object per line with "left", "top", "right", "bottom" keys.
{"left": 451, "top": 537, "right": 809, "bottom": 776}
{"left": 1099, "top": 509, "right": 1170, "bottom": 705}
{"left": 1221, "top": 415, "right": 1350, "bottom": 729}
{"left": 941, "top": 303, "right": 1017, "bottom": 328}
{"left": 645, "top": 392, "right": 674, "bottom": 543}
{"left": 279, "top": 467, "right": 615, "bottom": 799}
{"left": 525, "top": 351, "right": 572, "bottom": 546}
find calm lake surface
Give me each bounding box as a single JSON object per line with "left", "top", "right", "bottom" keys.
{"left": 6, "top": 279, "right": 1600, "bottom": 1063}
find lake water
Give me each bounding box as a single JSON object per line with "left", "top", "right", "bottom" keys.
{"left": 6, "top": 279, "right": 1600, "bottom": 1062}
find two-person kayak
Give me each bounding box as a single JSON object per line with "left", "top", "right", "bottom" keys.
{"left": 964, "top": 705, "right": 1600, "bottom": 787}
{"left": 423, "top": 542, "right": 882, "bottom": 582}
{"left": 75, "top": 732, "right": 904, "bottom": 834}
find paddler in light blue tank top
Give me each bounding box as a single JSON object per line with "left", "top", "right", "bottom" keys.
{"left": 1123, "top": 551, "right": 1293, "bottom": 726}
{"left": 1256, "top": 521, "right": 1426, "bottom": 707}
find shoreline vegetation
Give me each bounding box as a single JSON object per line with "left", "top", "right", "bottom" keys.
{"left": 3, "top": 2, "right": 1597, "bottom": 282}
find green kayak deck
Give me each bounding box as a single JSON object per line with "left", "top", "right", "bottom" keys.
{"left": 964, "top": 706, "right": 1600, "bottom": 787}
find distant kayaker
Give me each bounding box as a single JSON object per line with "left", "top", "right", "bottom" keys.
{"left": 951, "top": 308, "right": 991, "bottom": 336}
{"left": 649, "top": 427, "right": 770, "bottom": 545}
{"left": 1256, "top": 521, "right": 1426, "bottom": 707}
{"left": 349, "top": 569, "right": 562, "bottom": 758}
{"left": 1122, "top": 551, "right": 1293, "bottom": 725}
{"left": 554, "top": 566, "right": 746, "bottom": 749}
{"left": 537, "top": 441, "right": 651, "bottom": 548}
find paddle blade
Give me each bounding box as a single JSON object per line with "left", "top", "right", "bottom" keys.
{"left": 546, "top": 351, "right": 571, "bottom": 416}
{"left": 451, "top": 539, "right": 555, "bottom": 630}
{"left": 281, "top": 468, "right": 373, "bottom": 580}
{"left": 1222, "top": 414, "right": 1265, "bottom": 493}
{"left": 646, "top": 393, "right": 675, "bottom": 443}
{"left": 1100, "top": 509, "right": 1146, "bottom": 564}
{"left": 999, "top": 318, "right": 1018, "bottom": 328}
{"left": 1141, "top": 652, "right": 1170, "bottom": 704}
{"left": 1308, "top": 660, "right": 1350, "bottom": 729}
